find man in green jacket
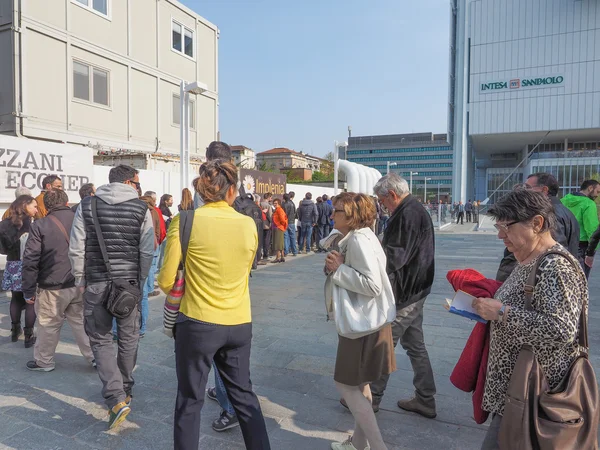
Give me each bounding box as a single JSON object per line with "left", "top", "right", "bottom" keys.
{"left": 561, "top": 179, "right": 600, "bottom": 278}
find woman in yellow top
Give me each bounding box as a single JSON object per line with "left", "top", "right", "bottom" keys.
{"left": 158, "top": 160, "right": 271, "bottom": 450}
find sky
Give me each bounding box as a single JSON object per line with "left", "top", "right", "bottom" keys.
{"left": 182, "top": 0, "right": 450, "bottom": 158}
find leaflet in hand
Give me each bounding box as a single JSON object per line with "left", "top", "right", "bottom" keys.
{"left": 444, "top": 290, "right": 487, "bottom": 323}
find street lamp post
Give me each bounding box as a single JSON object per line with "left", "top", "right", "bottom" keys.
{"left": 180, "top": 80, "right": 208, "bottom": 191}
{"left": 409, "top": 171, "right": 418, "bottom": 193}
{"left": 334, "top": 141, "right": 348, "bottom": 195}
{"left": 437, "top": 183, "right": 441, "bottom": 203}
{"left": 424, "top": 177, "right": 432, "bottom": 203}
{"left": 387, "top": 161, "right": 397, "bottom": 174}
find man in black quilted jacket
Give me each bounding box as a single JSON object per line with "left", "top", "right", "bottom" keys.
{"left": 69, "top": 164, "right": 154, "bottom": 430}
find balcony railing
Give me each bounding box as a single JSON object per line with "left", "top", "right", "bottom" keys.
{"left": 530, "top": 150, "right": 600, "bottom": 160}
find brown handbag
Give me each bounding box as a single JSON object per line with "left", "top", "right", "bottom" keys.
{"left": 498, "top": 249, "right": 599, "bottom": 450}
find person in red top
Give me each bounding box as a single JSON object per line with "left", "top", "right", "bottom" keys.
{"left": 271, "top": 198, "right": 288, "bottom": 263}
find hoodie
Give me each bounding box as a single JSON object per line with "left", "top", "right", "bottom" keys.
{"left": 297, "top": 198, "right": 318, "bottom": 224}
{"left": 69, "top": 182, "right": 155, "bottom": 286}
{"left": 560, "top": 192, "right": 599, "bottom": 242}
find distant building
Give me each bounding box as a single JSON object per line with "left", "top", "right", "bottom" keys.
{"left": 256, "top": 148, "right": 322, "bottom": 172}
{"left": 231, "top": 145, "right": 256, "bottom": 169}
{"left": 346, "top": 133, "right": 452, "bottom": 201}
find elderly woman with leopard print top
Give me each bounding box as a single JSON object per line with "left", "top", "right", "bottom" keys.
{"left": 471, "top": 189, "right": 588, "bottom": 450}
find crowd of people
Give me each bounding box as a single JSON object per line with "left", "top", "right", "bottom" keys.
{"left": 0, "top": 141, "right": 598, "bottom": 449}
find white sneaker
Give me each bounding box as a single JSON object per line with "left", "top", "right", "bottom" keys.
{"left": 331, "top": 436, "right": 370, "bottom": 450}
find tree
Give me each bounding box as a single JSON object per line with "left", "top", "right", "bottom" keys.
{"left": 312, "top": 171, "right": 333, "bottom": 182}
{"left": 258, "top": 162, "right": 277, "bottom": 173}
{"left": 324, "top": 152, "right": 334, "bottom": 162}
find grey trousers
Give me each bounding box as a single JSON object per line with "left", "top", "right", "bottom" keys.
{"left": 369, "top": 298, "right": 437, "bottom": 407}
{"left": 480, "top": 414, "right": 502, "bottom": 449}
{"left": 84, "top": 282, "right": 141, "bottom": 409}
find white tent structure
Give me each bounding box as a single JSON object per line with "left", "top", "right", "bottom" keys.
{"left": 333, "top": 141, "right": 383, "bottom": 195}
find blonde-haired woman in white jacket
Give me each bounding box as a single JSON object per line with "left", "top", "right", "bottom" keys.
{"left": 325, "top": 193, "right": 396, "bottom": 450}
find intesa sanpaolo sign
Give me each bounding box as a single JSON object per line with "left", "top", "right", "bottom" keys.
{"left": 480, "top": 74, "right": 565, "bottom": 94}
{"left": 0, "top": 135, "right": 94, "bottom": 203}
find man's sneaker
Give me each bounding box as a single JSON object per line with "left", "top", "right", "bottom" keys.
{"left": 108, "top": 402, "right": 131, "bottom": 430}
{"left": 125, "top": 395, "right": 132, "bottom": 407}
{"left": 212, "top": 410, "right": 239, "bottom": 432}
{"left": 206, "top": 387, "right": 218, "bottom": 402}
{"left": 397, "top": 397, "right": 437, "bottom": 419}
{"left": 26, "top": 361, "right": 55, "bottom": 372}
{"left": 91, "top": 359, "right": 97, "bottom": 369}
{"left": 339, "top": 397, "right": 380, "bottom": 413}
{"left": 331, "top": 436, "right": 370, "bottom": 450}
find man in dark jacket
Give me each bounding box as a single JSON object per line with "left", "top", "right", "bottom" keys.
{"left": 316, "top": 196, "right": 333, "bottom": 252}
{"left": 297, "top": 192, "right": 318, "bottom": 253}
{"left": 282, "top": 192, "right": 298, "bottom": 256}
{"left": 322, "top": 194, "right": 333, "bottom": 237}
{"left": 71, "top": 183, "right": 95, "bottom": 213}
{"left": 371, "top": 173, "right": 437, "bottom": 418}
{"left": 69, "top": 165, "right": 154, "bottom": 430}
{"left": 22, "top": 189, "right": 94, "bottom": 372}
{"left": 496, "top": 173, "right": 581, "bottom": 282}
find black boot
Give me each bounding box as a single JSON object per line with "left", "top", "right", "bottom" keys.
{"left": 24, "top": 327, "right": 36, "bottom": 348}
{"left": 11, "top": 322, "right": 22, "bottom": 342}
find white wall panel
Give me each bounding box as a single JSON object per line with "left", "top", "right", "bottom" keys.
{"left": 468, "top": 0, "right": 600, "bottom": 135}
{"left": 593, "top": 93, "right": 600, "bottom": 128}
{"left": 584, "top": 92, "right": 593, "bottom": 129}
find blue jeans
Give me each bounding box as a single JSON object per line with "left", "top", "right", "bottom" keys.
{"left": 284, "top": 224, "right": 297, "bottom": 255}
{"left": 157, "top": 239, "right": 167, "bottom": 272}
{"left": 300, "top": 223, "right": 313, "bottom": 252}
{"left": 141, "top": 246, "right": 160, "bottom": 334}
{"left": 317, "top": 225, "right": 326, "bottom": 249}
{"left": 213, "top": 361, "right": 235, "bottom": 415}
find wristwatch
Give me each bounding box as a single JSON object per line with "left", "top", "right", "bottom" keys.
{"left": 498, "top": 304, "right": 507, "bottom": 322}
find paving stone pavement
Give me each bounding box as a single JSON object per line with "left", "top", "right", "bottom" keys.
{"left": 0, "top": 232, "right": 599, "bottom": 449}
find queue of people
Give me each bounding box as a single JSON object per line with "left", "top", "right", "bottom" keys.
{"left": 0, "top": 144, "right": 598, "bottom": 450}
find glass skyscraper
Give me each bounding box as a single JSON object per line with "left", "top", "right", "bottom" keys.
{"left": 346, "top": 132, "right": 452, "bottom": 202}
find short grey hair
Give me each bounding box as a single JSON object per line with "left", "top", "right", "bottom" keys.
{"left": 373, "top": 173, "right": 410, "bottom": 197}
{"left": 489, "top": 190, "right": 556, "bottom": 233}
{"left": 254, "top": 194, "right": 261, "bottom": 202}
{"left": 15, "top": 186, "right": 32, "bottom": 198}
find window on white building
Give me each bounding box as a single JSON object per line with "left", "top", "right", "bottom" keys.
{"left": 73, "top": 60, "right": 110, "bottom": 107}
{"left": 172, "top": 20, "right": 194, "bottom": 58}
{"left": 172, "top": 95, "right": 196, "bottom": 129}
{"left": 73, "top": 0, "right": 109, "bottom": 17}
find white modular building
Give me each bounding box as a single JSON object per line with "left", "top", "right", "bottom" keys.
{"left": 450, "top": 0, "right": 600, "bottom": 203}
{"left": 0, "top": 0, "right": 218, "bottom": 162}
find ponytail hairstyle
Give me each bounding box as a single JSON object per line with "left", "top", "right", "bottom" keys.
{"left": 193, "top": 160, "right": 238, "bottom": 204}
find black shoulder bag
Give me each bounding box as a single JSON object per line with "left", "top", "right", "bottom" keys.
{"left": 92, "top": 197, "right": 142, "bottom": 319}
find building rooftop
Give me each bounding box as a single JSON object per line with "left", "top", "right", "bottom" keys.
{"left": 231, "top": 145, "right": 254, "bottom": 153}
{"left": 259, "top": 147, "right": 303, "bottom": 155}
{"left": 349, "top": 132, "right": 448, "bottom": 147}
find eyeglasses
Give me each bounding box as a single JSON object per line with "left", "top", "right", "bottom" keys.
{"left": 494, "top": 221, "right": 520, "bottom": 232}
{"left": 333, "top": 209, "right": 345, "bottom": 213}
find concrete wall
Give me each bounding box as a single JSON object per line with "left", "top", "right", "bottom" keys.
{"left": 469, "top": 0, "right": 600, "bottom": 135}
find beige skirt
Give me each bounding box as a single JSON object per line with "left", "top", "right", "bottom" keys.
{"left": 273, "top": 228, "right": 284, "bottom": 251}
{"left": 333, "top": 324, "right": 396, "bottom": 386}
